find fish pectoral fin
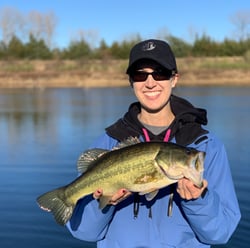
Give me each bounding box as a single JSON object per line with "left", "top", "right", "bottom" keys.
{"left": 140, "top": 189, "right": 159, "bottom": 201}
{"left": 98, "top": 195, "right": 112, "bottom": 209}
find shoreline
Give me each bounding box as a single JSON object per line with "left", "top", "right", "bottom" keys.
{"left": 0, "top": 59, "right": 249, "bottom": 88}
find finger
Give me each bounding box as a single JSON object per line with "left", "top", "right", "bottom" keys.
{"left": 177, "top": 179, "right": 199, "bottom": 200}
{"left": 93, "top": 189, "right": 103, "bottom": 199}
{"left": 184, "top": 180, "right": 198, "bottom": 199}
{"left": 177, "top": 179, "right": 186, "bottom": 198}
{"left": 109, "top": 189, "right": 132, "bottom": 205}
{"left": 179, "top": 179, "right": 208, "bottom": 200}
{"left": 181, "top": 184, "right": 193, "bottom": 200}
{"left": 201, "top": 179, "right": 208, "bottom": 189}
{"left": 111, "top": 189, "right": 129, "bottom": 202}
{"left": 192, "top": 179, "right": 208, "bottom": 197}
{"left": 200, "top": 180, "right": 208, "bottom": 198}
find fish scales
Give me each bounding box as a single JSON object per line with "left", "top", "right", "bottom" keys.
{"left": 65, "top": 144, "right": 162, "bottom": 202}
{"left": 37, "top": 140, "right": 205, "bottom": 225}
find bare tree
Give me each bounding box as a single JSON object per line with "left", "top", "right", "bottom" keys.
{"left": 44, "top": 11, "right": 57, "bottom": 49}
{"left": 27, "top": 10, "right": 57, "bottom": 48}
{"left": 27, "top": 10, "right": 43, "bottom": 39}
{"left": 230, "top": 10, "right": 250, "bottom": 41}
{"left": 70, "top": 28, "right": 100, "bottom": 49}
{"left": 155, "top": 27, "right": 171, "bottom": 41}
{"left": 0, "top": 7, "right": 57, "bottom": 48}
{"left": 0, "top": 7, "right": 25, "bottom": 45}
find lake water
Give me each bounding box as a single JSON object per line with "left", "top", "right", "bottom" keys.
{"left": 0, "top": 86, "right": 249, "bottom": 248}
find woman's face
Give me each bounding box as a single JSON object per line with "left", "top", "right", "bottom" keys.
{"left": 131, "top": 67, "right": 178, "bottom": 113}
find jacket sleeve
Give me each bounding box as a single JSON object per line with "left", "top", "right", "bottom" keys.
{"left": 181, "top": 135, "right": 241, "bottom": 244}
{"left": 66, "top": 134, "right": 118, "bottom": 242}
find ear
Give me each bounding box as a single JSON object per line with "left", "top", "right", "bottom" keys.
{"left": 171, "top": 74, "right": 179, "bottom": 88}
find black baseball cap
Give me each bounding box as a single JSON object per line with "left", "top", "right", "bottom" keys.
{"left": 126, "top": 39, "right": 178, "bottom": 74}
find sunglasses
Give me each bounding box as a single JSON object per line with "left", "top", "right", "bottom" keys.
{"left": 129, "top": 69, "right": 174, "bottom": 82}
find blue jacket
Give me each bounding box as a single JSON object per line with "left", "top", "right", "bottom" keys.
{"left": 66, "top": 95, "right": 241, "bottom": 248}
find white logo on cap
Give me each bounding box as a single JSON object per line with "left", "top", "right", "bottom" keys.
{"left": 142, "top": 41, "right": 156, "bottom": 51}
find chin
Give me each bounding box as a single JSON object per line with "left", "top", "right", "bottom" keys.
{"left": 142, "top": 104, "right": 166, "bottom": 113}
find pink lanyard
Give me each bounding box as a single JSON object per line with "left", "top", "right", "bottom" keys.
{"left": 142, "top": 128, "right": 171, "bottom": 142}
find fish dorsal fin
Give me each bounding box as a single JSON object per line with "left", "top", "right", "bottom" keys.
{"left": 77, "top": 148, "right": 109, "bottom": 173}
{"left": 113, "top": 136, "right": 141, "bottom": 150}
{"left": 77, "top": 136, "right": 139, "bottom": 173}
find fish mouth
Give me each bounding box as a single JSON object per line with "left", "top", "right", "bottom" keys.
{"left": 158, "top": 151, "right": 205, "bottom": 188}
{"left": 186, "top": 151, "right": 205, "bottom": 188}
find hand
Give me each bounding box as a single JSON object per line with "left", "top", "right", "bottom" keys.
{"left": 177, "top": 178, "right": 208, "bottom": 200}
{"left": 93, "top": 188, "right": 132, "bottom": 205}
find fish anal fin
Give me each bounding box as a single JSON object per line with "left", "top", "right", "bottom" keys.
{"left": 98, "top": 195, "right": 113, "bottom": 209}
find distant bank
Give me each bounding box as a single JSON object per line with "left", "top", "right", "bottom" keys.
{"left": 0, "top": 57, "right": 249, "bottom": 88}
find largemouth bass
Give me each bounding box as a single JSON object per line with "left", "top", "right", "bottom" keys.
{"left": 37, "top": 138, "right": 205, "bottom": 225}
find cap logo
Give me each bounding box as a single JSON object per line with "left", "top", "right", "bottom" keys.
{"left": 142, "top": 41, "right": 156, "bottom": 51}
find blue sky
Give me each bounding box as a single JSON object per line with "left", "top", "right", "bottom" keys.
{"left": 0, "top": 0, "right": 249, "bottom": 48}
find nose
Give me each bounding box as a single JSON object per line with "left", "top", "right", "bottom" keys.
{"left": 145, "top": 75, "right": 157, "bottom": 88}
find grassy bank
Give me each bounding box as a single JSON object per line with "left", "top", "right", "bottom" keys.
{"left": 0, "top": 57, "right": 249, "bottom": 88}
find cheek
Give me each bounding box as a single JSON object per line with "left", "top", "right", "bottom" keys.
{"left": 132, "top": 83, "right": 143, "bottom": 97}
{"left": 160, "top": 82, "right": 174, "bottom": 95}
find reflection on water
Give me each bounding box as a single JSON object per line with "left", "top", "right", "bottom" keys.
{"left": 0, "top": 86, "right": 249, "bottom": 248}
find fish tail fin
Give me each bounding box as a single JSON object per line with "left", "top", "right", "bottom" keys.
{"left": 37, "top": 187, "right": 74, "bottom": 226}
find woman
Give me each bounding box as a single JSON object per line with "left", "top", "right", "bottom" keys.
{"left": 66, "top": 39, "right": 241, "bottom": 247}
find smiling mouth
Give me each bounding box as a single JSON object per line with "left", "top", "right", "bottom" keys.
{"left": 144, "top": 91, "right": 161, "bottom": 97}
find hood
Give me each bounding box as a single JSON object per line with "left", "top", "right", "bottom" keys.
{"left": 106, "top": 95, "right": 208, "bottom": 146}
{"left": 170, "top": 95, "right": 207, "bottom": 125}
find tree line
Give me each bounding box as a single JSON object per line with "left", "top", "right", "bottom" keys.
{"left": 0, "top": 7, "right": 250, "bottom": 60}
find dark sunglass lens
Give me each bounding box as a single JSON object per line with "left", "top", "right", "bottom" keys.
{"left": 153, "top": 71, "right": 172, "bottom": 81}
{"left": 130, "top": 72, "right": 147, "bottom": 82}
{"left": 130, "top": 70, "right": 173, "bottom": 82}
